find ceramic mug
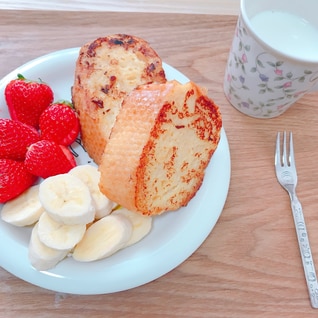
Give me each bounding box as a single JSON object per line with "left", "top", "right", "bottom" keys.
{"left": 224, "top": 0, "right": 318, "bottom": 118}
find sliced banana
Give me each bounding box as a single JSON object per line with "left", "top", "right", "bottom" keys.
{"left": 1, "top": 185, "right": 44, "bottom": 227}
{"left": 112, "top": 207, "right": 152, "bottom": 246}
{"left": 69, "top": 165, "right": 117, "bottom": 219}
{"left": 37, "top": 212, "right": 87, "bottom": 250}
{"left": 72, "top": 214, "right": 133, "bottom": 262}
{"left": 28, "top": 223, "right": 70, "bottom": 271}
{"left": 39, "top": 174, "right": 95, "bottom": 225}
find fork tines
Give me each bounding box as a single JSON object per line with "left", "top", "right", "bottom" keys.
{"left": 276, "top": 131, "right": 294, "bottom": 167}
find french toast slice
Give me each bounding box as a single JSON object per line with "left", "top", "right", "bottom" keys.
{"left": 99, "top": 80, "right": 222, "bottom": 216}
{"left": 72, "top": 34, "right": 166, "bottom": 164}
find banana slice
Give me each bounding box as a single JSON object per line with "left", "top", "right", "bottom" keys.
{"left": 37, "top": 212, "right": 86, "bottom": 250}
{"left": 28, "top": 223, "right": 70, "bottom": 271}
{"left": 112, "top": 207, "right": 152, "bottom": 246}
{"left": 39, "top": 174, "right": 95, "bottom": 225}
{"left": 1, "top": 185, "right": 44, "bottom": 227}
{"left": 69, "top": 165, "right": 117, "bottom": 219}
{"left": 72, "top": 214, "right": 133, "bottom": 262}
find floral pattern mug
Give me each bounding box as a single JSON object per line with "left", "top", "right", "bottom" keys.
{"left": 224, "top": 0, "right": 318, "bottom": 118}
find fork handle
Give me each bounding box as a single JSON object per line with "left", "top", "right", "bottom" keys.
{"left": 291, "top": 196, "right": 318, "bottom": 308}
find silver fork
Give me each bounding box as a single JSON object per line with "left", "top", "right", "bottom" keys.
{"left": 275, "top": 131, "right": 318, "bottom": 308}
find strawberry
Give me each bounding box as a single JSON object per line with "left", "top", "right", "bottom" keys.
{"left": 0, "top": 158, "right": 37, "bottom": 203}
{"left": 5, "top": 74, "right": 54, "bottom": 128}
{"left": 39, "top": 101, "right": 80, "bottom": 146}
{"left": 0, "top": 118, "right": 40, "bottom": 160}
{"left": 25, "top": 140, "right": 76, "bottom": 178}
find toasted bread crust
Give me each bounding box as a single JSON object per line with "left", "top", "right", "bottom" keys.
{"left": 99, "top": 80, "right": 222, "bottom": 215}
{"left": 72, "top": 34, "right": 166, "bottom": 164}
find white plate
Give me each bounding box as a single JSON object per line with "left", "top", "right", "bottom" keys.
{"left": 0, "top": 48, "right": 231, "bottom": 295}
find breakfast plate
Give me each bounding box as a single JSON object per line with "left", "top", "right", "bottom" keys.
{"left": 0, "top": 48, "right": 231, "bottom": 295}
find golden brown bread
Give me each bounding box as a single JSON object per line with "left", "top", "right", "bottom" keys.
{"left": 98, "top": 80, "right": 222, "bottom": 216}
{"left": 72, "top": 34, "right": 166, "bottom": 164}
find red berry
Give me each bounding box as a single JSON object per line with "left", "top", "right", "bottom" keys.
{"left": 39, "top": 102, "right": 80, "bottom": 146}
{"left": 0, "top": 118, "right": 40, "bottom": 160}
{"left": 4, "top": 74, "right": 54, "bottom": 128}
{"left": 25, "top": 140, "right": 76, "bottom": 178}
{"left": 0, "top": 158, "right": 37, "bottom": 203}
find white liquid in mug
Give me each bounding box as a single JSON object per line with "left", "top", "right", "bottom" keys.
{"left": 250, "top": 11, "right": 318, "bottom": 61}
